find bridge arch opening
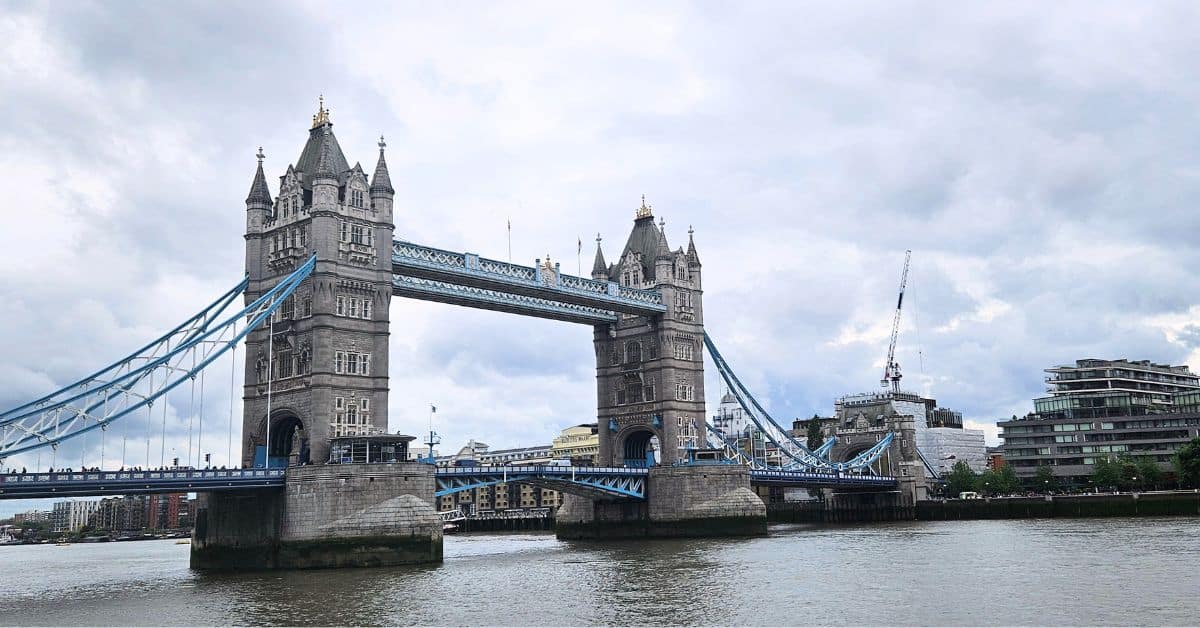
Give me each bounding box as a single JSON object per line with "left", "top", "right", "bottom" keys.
{"left": 621, "top": 428, "right": 660, "bottom": 468}
{"left": 265, "top": 414, "right": 308, "bottom": 467}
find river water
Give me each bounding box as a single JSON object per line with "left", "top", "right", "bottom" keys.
{"left": 1, "top": 518, "right": 1198, "bottom": 626}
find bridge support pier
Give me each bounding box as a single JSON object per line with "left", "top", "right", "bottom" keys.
{"left": 556, "top": 465, "right": 766, "bottom": 540}
{"left": 192, "top": 463, "right": 442, "bottom": 570}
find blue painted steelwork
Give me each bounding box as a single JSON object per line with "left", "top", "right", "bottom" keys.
{"left": 0, "top": 468, "right": 286, "bottom": 500}
{"left": 392, "top": 239, "right": 666, "bottom": 318}
{"left": 812, "top": 436, "right": 837, "bottom": 458}
{"left": 0, "top": 256, "right": 317, "bottom": 460}
{"left": 749, "top": 468, "right": 897, "bottom": 489}
{"left": 392, "top": 275, "right": 619, "bottom": 325}
{"left": 914, "top": 446, "right": 943, "bottom": 481}
{"left": 0, "top": 280, "right": 247, "bottom": 427}
{"left": 435, "top": 465, "right": 648, "bottom": 500}
{"left": 704, "top": 332, "right": 894, "bottom": 472}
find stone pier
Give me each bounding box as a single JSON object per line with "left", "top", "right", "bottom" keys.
{"left": 191, "top": 463, "right": 441, "bottom": 570}
{"left": 556, "top": 465, "right": 766, "bottom": 539}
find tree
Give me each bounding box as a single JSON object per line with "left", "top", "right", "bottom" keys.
{"left": 805, "top": 415, "right": 824, "bottom": 451}
{"left": 945, "top": 460, "right": 978, "bottom": 497}
{"left": 1135, "top": 457, "right": 1163, "bottom": 491}
{"left": 1092, "top": 456, "right": 1120, "bottom": 491}
{"left": 1175, "top": 437, "right": 1200, "bottom": 488}
{"left": 994, "top": 464, "right": 1021, "bottom": 495}
{"left": 975, "top": 469, "right": 999, "bottom": 496}
{"left": 1115, "top": 454, "right": 1142, "bottom": 491}
{"left": 1034, "top": 464, "right": 1058, "bottom": 493}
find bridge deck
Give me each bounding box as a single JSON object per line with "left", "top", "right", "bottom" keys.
{"left": 0, "top": 465, "right": 897, "bottom": 500}
{"left": 0, "top": 469, "right": 286, "bottom": 499}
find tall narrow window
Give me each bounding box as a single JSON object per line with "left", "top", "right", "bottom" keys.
{"left": 339, "top": 221, "right": 348, "bottom": 242}
{"left": 362, "top": 299, "right": 372, "bottom": 320}
{"left": 361, "top": 354, "right": 371, "bottom": 376}
{"left": 336, "top": 296, "right": 346, "bottom": 316}
{"left": 347, "top": 353, "right": 359, "bottom": 375}
{"left": 348, "top": 298, "right": 359, "bottom": 318}
{"left": 334, "top": 351, "right": 345, "bottom": 374}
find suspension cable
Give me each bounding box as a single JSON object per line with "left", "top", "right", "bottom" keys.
{"left": 197, "top": 366, "right": 206, "bottom": 467}
{"left": 228, "top": 323, "right": 237, "bottom": 467}
{"left": 264, "top": 314, "right": 275, "bottom": 468}
{"left": 187, "top": 352, "right": 196, "bottom": 468}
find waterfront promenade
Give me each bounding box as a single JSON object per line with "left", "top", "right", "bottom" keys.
{"left": 2, "top": 519, "right": 1198, "bottom": 626}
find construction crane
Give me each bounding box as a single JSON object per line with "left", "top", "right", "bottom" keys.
{"left": 881, "top": 250, "right": 912, "bottom": 394}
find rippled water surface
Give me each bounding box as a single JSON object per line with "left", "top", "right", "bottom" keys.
{"left": 2, "top": 518, "right": 1198, "bottom": 626}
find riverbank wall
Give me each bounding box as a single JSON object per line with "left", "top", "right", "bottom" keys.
{"left": 766, "top": 495, "right": 915, "bottom": 523}
{"left": 917, "top": 491, "right": 1200, "bottom": 520}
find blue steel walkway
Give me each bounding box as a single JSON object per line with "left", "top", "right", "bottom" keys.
{"left": 0, "top": 469, "right": 286, "bottom": 499}
{"left": 0, "top": 465, "right": 897, "bottom": 501}
{"left": 392, "top": 240, "right": 666, "bottom": 325}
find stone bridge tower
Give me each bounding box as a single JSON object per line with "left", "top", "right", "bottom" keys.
{"left": 592, "top": 198, "right": 706, "bottom": 466}
{"left": 241, "top": 99, "right": 395, "bottom": 467}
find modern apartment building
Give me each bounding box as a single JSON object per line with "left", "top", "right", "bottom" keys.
{"left": 50, "top": 499, "right": 100, "bottom": 533}
{"left": 998, "top": 358, "right": 1200, "bottom": 485}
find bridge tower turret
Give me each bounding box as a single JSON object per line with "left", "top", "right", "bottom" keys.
{"left": 240, "top": 98, "right": 395, "bottom": 468}
{"left": 594, "top": 198, "right": 706, "bottom": 467}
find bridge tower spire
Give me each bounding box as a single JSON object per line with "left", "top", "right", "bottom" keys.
{"left": 240, "top": 99, "right": 395, "bottom": 467}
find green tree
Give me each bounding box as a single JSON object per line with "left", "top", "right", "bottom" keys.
{"left": 975, "top": 469, "right": 999, "bottom": 496}
{"left": 1034, "top": 464, "right": 1058, "bottom": 493}
{"left": 1092, "top": 456, "right": 1120, "bottom": 491}
{"left": 994, "top": 464, "right": 1021, "bottom": 495}
{"left": 1135, "top": 457, "right": 1163, "bottom": 490}
{"left": 805, "top": 415, "right": 824, "bottom": 451}
{"left": 1174, "top": 437, "right": 1200, "bottom": 488}
{"left": 945, "top": 460, "right": 978, "bottom": 498}
{"left": 1115, "top": 454, "right": 1142, "bottom": 491}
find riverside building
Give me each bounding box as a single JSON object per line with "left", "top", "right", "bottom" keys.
{"left": 998, "top": 358, "right": 1200, "bottom": 485}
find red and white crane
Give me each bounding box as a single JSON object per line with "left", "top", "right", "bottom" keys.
{"left": 881, "top": 250, "right": 912, "bottom": 394}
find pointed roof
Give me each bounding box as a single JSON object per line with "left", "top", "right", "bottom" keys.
{"left": 245, "top": 148, "right": 273, "bottom": 206}
{"left": 613, "top": 214, "right": 663, "bottom": 281}
{"left": 687, "top": 226, "right": 701, "bottom": 265}
{"left": 371, "top": 136, "right": 394, "bottom": 194}
{"left": 295, "top": 122, "right": 349, "bottom": 186}
{"left": 591, "top": 236, "right": 607, "bottom": 276}
{"left": 655, "top": 219, "right": 672, "bottom": 260}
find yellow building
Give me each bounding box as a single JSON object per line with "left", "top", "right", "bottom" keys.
{"left": 551, "top": 423, "right": 599, "bottom": 464}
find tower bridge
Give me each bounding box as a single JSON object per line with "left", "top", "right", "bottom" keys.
{"left": 0, "top": 100, "right": 922, "bottom": 569}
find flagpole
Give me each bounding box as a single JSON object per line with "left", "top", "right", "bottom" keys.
{"left": 507, "top": 219, "right": 512, "bottom": 263}
{"left": 577, "top": 236, "right": 581, "bottom": 276}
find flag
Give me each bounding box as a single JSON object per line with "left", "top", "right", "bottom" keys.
{"left": 577, "top": 236, "right": 582, "bottom": 253}
{"left": 431, "top": 404, "right": 437, "bottom": 413}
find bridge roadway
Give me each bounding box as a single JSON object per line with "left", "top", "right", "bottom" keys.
{"left": 0, "top": 465, "right": 897, "bottom": 500}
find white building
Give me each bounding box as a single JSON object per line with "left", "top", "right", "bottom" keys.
{"left": 50, "top": 499, "right": 100, "bottom": 533}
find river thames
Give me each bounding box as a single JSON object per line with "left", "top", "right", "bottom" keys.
{"left": 2, "top": 518, "right": 1198, "bottom": 626}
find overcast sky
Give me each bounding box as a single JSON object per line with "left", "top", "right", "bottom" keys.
{"left": 4, "top": 1, "right": 1200, "bottom": 515}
